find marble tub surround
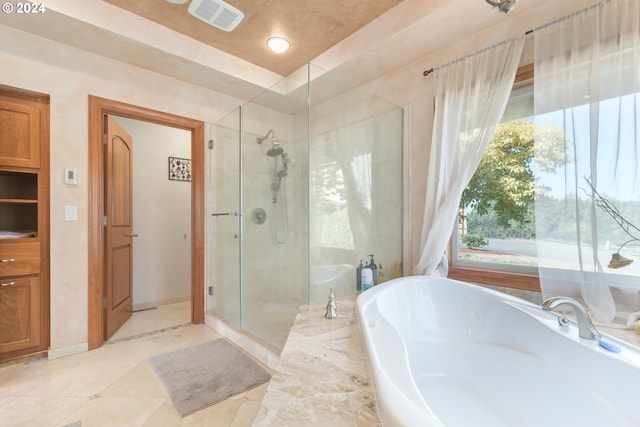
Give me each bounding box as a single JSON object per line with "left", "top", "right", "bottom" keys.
{"left": 253, "top": 295, "right": 380, "bottom": 426}
{"left": 481, "top": 284, "right": 640, "bottom": 347}
{"left": 600, "top": 325, "right": 640, "bottom": 347}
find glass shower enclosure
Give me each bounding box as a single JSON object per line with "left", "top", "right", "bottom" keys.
{"left": 206, "top": 64, "right": 404, "bottom": 350}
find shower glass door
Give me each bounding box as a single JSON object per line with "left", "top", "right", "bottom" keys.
{"left": 206, "top": 108, "right": 241, "bottom": 326}
{"left": 208, "top": 67, "right": 311, "bottom": 350}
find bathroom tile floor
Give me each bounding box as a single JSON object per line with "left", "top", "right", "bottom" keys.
{"left": 108, "top": 300, "right": 192, "bottom": 343}
{"left": 0, "top": 306, "right": 270, "bottom": 427}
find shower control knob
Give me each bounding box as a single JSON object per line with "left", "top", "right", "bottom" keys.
{"left": 251, "top": 208, "right": 267, "bottom": 225}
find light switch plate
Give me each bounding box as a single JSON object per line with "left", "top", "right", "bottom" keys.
{"left": 64, "top": 205, "right": 78, "bottom": 221}
{"left": 64, "top": 168, "right": 77, "bottom": 185}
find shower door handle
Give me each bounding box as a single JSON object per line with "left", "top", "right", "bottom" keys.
{"left": 211, "top": 212, "right": 241, "bottom": 217}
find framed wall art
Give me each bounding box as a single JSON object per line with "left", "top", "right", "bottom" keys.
{"left": 168, "top": 156, "right": 191, "bottom": 182}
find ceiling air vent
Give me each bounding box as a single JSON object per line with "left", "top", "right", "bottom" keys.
{"left": 188, "top": 0, "right": 244, "bottom": 32}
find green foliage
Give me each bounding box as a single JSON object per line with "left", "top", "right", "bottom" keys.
{"left": 462, "top": 233, "right": 489, "bottom": 249}
{"left": 466, "top": 204, "right": 535, "bottom": 239}
{"left": 460, "top": 120, "right": 567, "bottom": 229}
{"left": 535, "top": 194, "right": 640, "bottom": 247}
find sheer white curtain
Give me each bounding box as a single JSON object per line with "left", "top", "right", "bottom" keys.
{"left": 534, "top": 0, "right": 640, "bottom": 324}
{"left": 414, "top": 36, "right": 524, "bottom": 275}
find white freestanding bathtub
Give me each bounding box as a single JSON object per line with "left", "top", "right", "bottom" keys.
{"left": 356, "top": 276, "right": 640, "bottom": 427}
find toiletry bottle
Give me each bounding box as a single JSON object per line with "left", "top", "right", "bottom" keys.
{"left": 393, "top": 261, "right": 401, "bottom": 279}
{"left": 378, "top": 263, "right": 385, "bottom": 283}
{"left": 356, "top": 260, "right": 364, "bottom": 291}
{"left": 368, "top": 255, "right": 378, "bottom": 286}
{"left": 361, "top": 267, "right": 373, "bottom": 291}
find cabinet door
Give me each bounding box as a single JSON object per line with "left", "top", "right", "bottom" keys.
{"left": 0, "top": 95, "right": 41, "bottom": 168}
{"left": 0, "top": 277, "right": 40, "bottom": 353}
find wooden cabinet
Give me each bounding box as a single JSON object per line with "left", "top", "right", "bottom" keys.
{"left": 0, "top": 86, "right": 49, "bottom": 362}
{"left": 0, "top": 93, "right": 41, "bottom": 168}
{"left": 0, "top": 277, "right": 40, "bottom": 353}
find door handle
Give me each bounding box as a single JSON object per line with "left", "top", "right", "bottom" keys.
{"left": 129, "top": 233, "right": 139, "bottom": 238}
{"left": 1, "top": 282, "right": 16, "bottom": 287}
{"left": 0, "top": 258, "right": 15, "bottom": 263}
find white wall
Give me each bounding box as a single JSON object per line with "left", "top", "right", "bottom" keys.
{"left": 115, "top": 117, "right": 192, "bottom": 309}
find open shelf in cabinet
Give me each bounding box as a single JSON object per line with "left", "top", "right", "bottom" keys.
{"left": 0, "top": 171, "right": 37, "bottom": 200}
{"left": 0, "top": 171, "right": 39, "bottom": 237}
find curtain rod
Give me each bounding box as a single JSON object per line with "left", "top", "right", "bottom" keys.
{"left": 423, "top": 0, "right": 610, "bottom": 77}
{"left": 422, "top": 29, "right": 533, "bottom": 77}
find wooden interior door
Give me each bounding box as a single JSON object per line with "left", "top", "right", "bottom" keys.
{"left": 104, "top": 115, "right": 134, "bottom": 339}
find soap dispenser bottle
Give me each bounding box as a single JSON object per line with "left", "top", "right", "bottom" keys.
{"left": 378, "top": 263, "right": 385, "bottom": 283}
{"left": 356, "top": 260, "right": 364, "bottom": 291}
{"left": 361, "top": 267, "right": 373, "bottom": 291}
{"left": 393, "top": 261, "right": 401, "bottom": 279}
{"left": 368, "top": 255, "right": 378, "bottom": 286}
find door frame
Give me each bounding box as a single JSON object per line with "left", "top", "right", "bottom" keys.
{"left": 88, "top": 96, "right": 205, "bottom": 350}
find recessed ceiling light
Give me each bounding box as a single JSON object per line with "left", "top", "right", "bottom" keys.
{"left": 267, "top": 37, "right": 291, "bottom": 53}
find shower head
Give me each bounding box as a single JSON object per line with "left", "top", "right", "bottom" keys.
{"left": 267, "top": 145, "right": 284, "bottom": 157}
{"left": 277, "top": 169, "right": 288, "bottom": 178}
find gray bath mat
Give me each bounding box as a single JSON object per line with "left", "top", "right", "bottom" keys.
{"left": 149, "top": 339, "right": 271, "bottom": 417}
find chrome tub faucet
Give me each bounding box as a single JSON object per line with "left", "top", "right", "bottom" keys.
{"left": 541, "top": 297, "right": 602, "bottom": 341}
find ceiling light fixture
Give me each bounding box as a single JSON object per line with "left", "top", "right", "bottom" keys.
{"left": 164, "top": 0, "right": 189, "bottom": 4}
{"left": 267, "top": 37, "right": 291, "bottom": 53}
{"left": 485, "top": 0, "right": 517, "bottom": 13}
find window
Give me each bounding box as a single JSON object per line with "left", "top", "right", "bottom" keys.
{"left": 450, "top": 63, "right": 640, "bottom": 295}
{"left": 449, "top": 66, "right": 541, "bottom": 289}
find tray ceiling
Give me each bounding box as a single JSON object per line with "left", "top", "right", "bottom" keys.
{"left": 102, "top": 0, "right": 403, "bottom": 76}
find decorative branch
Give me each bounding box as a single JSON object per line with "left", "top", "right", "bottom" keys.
{"left": 582, "top": 177, "right": 639, "bottom": 268}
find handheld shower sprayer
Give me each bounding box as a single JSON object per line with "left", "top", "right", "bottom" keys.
{"left": 256, "top": 130, "right": 292, "bottom": 243}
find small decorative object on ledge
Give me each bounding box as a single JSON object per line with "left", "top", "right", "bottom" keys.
{"left": 169, "top": 156, "right": 191, "bottom": 182}
{"left": 583, "top": 177, "right": 640, "bottom": 269}
{"left": 325, "top": 288, "right": 337, "bottom": 319}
